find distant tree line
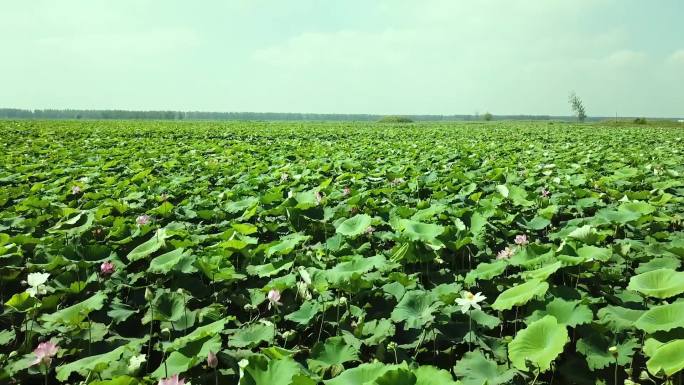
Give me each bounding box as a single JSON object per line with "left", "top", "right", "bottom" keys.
{"left": 0, "top": 108, "right": 559, "bottom": 122}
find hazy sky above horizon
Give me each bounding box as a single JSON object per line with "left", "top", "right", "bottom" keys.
{"left": 1, "top": 1, "right": 683, "bottom": 117}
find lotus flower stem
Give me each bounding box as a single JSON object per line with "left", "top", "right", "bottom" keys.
{"left": 335, "top": 292, "right": 340, "bottom": 336}
{"left": 514, "top": 306, "right": 519, "bottom": 334}
{"left": 146, "top": 299, "right": 154, "bottom": 372}
{"left": 531, "top": 368, "right": 540, "bottom": 385}
{"left": 181, "top": 290, "right": 188, "bottom": 336}
{"left": 468, "top": 308, "right": 472, "bottom": 351}
{"left": 88, "top": 315, "right": 92, "bottom": 354}
{"left": 316, "top": 310, "right": 325, "bottom": 344}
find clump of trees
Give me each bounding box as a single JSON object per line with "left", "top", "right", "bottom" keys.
{"left": 482, "top": 112, "right": 493, "bottom": 121}
{"left": 633, "top": 117, "right": 647, "bottom": 125}
{"left": 568, "top": 92, "right": 587, "bottom": 122}
{"left": 378, "top": 116, "right": 413, "bottom": 123}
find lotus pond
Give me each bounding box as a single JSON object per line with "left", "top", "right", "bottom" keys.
{"left": 1, "top": 120, "right": 683, "bottom": 384}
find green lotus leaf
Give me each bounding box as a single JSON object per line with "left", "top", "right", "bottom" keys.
{"left": 414, "top": 366, "right": 459, "bottom": 385}
{"left": 635, "top": 301, "right": 684, "bottom": 333}
{"left": 508, "top": 315, "right": 568, "bottom": 372}
{"left": 41, "top": 292, "right": 107, "bottom": 326}
{"left": 324, "top": 362, "right": 407, "bottom": 385}
{"left": 491, "top": 279, "right": 549, "bottom": 311}
{"left": 469, "top": 309, "right": 501, "bottom": 329}
{"left": 126, "top": 229, "right": 169, "bottom": 261}
{"left": 148, "top": 248, "right": 196, "bottom": 274}
{"left": 526, "top": 298, "right": 593, "bottom": 327}
{"left": 89, "top": 376, "right": 139, "bottom": 385}
{"left": 56, "top": 341, "right": 141, "bottom": 381}
{"left": 229, "top": 322, "right": 275, "bottom": 348}
{"left": 390, "top": 290, "right": 439, "bottom": 329}
{"left": 576, "top": 335, "right": 638, "bottom": 370}
{"left": 627, "top": 268, "right": 684, "bottom": 299}
{"left": 396, "top": 219, "right": 444, "bottom": 243}
{"left": 285, "top": 301, "right": 321, "bottom": 325}
{"left": 496, "top": 184, "right": 509, "bottom": 198}
{"left": 4, "top": 292, "right": 39, "bottom": 312}
{"left": 375, "top": 368, "right": 416, "bottom": 385}
{"left": 147, "top": 291, "right": 185, "bottom": 322}
{"left": 247, "top": 260, "right": 294, "bottom": 278}
{"left": 635, "top": 257, "right": 681, "bottom": 274}
{"left": 522, "top": 261, "right": 562, "bottom": 281}
{"left": 241, "top": 356, "right": 303, "bottom": 385}
{"left": 567, "top": 225, "right": 599, "bottom": 244}
{"left": 225, "top": 196, "right": 259, "bottom": 214}
{"left": 526, "top": 216, "right": 551, "bottom": 230}
{"left": 48, "top": 210, "right": 94, "bottom": 236}
{"left": 152, "top": 335, "right": 221, "bottom": 379}
{"left": 597, "top": 306, "right": 644, "bottom": 332}
{"left": 454, "top": 350, "right": 516, "bottom": 385}
{"left": 307, "top": 336, "right": 359, "bottom": 376}
{"left": 360, "top": 318, "right": 395, "bottom": 345}
{"left": 646, "top": 339, "right": 684, "bottom": 377}
{"left": 336, "top": 214, "right": 372, "bottom": 237}
{"left": 266, "top": 233, "right": 310, "bottom": 257}
{"left": 464, "top": 260, "right": 507, "bottom": 285}
{"left": 164, "top": 318, "right": 228, "bottom": 351}
{"left": 325, "top": 255, "right": 386, "bottom": 285}
{"left": 576, "top": 246, "right": 612, "bottom": 262}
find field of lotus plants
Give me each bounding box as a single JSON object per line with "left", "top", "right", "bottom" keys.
{"left": 1, "top": 119, "right": 683, "bottom": 385}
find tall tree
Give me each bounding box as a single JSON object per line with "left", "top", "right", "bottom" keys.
{"left": 568, "top": 91, "right": 587, "bottom": 122}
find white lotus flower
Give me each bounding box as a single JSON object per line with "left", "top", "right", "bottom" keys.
{"left": 26, "top": 272, "right": 50, "bottom": 297}
{"left": 238, "top": 358, "right": 249, "bottom": 380}
{"left": 127, "top": 354, "right": 146, "bottom": 373}
{"left": 455, "top": 291, "right": 486, "bottom": 313}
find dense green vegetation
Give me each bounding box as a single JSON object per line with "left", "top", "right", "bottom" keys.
{"left": 1, "top": 120, "right": 683, "bottom": 385}
{"left": 378, "top": 116, "right": 414, "bottom": 123}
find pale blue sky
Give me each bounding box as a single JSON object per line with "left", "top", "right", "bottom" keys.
{"left": 1, "top": 1, "right": 683, "bottom": 117}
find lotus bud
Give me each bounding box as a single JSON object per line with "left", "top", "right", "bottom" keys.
{"left": 339, "top": 296, "right": 347, "bottom": 305}
{"left": 207, "top": 351, "right": 218, "bottom": 368}
{"left": 608, "top": 346, "right": 618, "bottom": 358}
{"left": 161, "top": 328, "right": 171, "bottom": 337}
{"left": 282, "top": 330, "right": 296, "bottom": 340}
{"left": 144, "top": 287, "right": 154, "bottom": 301}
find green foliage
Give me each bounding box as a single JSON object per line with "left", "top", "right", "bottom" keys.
{"left": 508, "top": 316, "right": 568, "bottom": 372}
{"left": 1, "top": 120, "right": 683, "bottom": 384}
{"left": 378, "top": 116, "right": 413, "bottom": 123}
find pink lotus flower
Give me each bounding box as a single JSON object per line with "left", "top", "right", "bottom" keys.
{"left": 31, "top": 341, "right": 58, "bottom": 367}
{"left": 71, "top": 185, "right": 82, "bottom": 195}
{"left": 100, "top": 261, "right": 115, "bottom": 276}
{"left": 343, "top": 187, "right": 351, "bottom": 196}
{"left": 514, "top": 234, "right": 529, "bottom": 246}
{"left": 207, "top": 350, "right": 218, "bottom": 368}
{"left": 365, "top": 226, "right": 376, "bottom": 235}
{"left": 541, "top": 188, "right": 550, "bottom": 198}
{"left": 496, "top": 247, "right": 515, "bottom": 260}
{"left": 315, "top": 191, "right": 323, "bottom": 204}
{"left": 158, "top": 374, "right": 185, "bottom": 385}
{"left": 136, "top": 214, "right": 151, "bottom": 226}
{"left": 267, "top": 289, "right": 282, "bottom": 310}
